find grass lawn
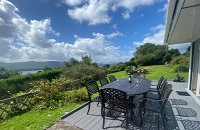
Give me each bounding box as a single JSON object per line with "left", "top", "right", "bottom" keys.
{"left": 109, "top": 65, "right": 188, "bottom": 80}
{"left": 0, "top": 103, "right": 83, "bottom": 130}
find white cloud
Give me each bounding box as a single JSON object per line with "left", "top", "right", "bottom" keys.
{"left": 133, "top": 24, "right": 190, "bottom": 53}
{"left": 133, "top": 24, "right": 165, "bottom": 46}
{"left": 115, "top": 0, "right": 156, "bottom": 11}
{"left": 122, "top": 11, "right": 130, "bottom": 20}
{"left": 150, "top": 24, "right": 165, "bottom": 32}
{"left": 65, "top": 0, "right": 158, "bottom": 25}
{"left": 158, "top": 0, "right": 169, "bottom": 12}
{"left": 0, "top": 0, "right": 59, "bottom": 48}
{"left": 68, "top": 0, "right": 111, "bottom": 25}
{"left": 3, "top": 33, "right": 124, "bottom": 63}
{"left": 0, "top": 0, "right": 125, "bottom": 63}
{"left": 112, "top": 24, "right": 118, "bottom": 29}
{"left": 168, "top": 43, "right": 190, "bottom": 54}
{"left": 106, "top": 32, "right": 123, "bottom": 39}
{"left": 63, "top": 0, "right": 84, "bottom": 6}
{"left": 92, "top": 31, "right": 123, "bottom": 39}
{"left": 143, "top": 25, "right": 165, "bottom": 44}
{"left": 140, "top": 14, "right": 144, "bottom": 17}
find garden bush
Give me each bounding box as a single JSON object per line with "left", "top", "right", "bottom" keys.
{"left": 0, "top": 69, "right": 63, "bottom": 99}
{"left": 61, "top": 64, "right": 107, "bottom": 88}
{"left": 107, "top": 63, "right": 126, "bottom": 73}
{"left": 170, "top": 55, "right": 189, "bottom": 66}
{"left": 173, "top": 65, "right": 189, "bottom": 72}
{"left": 31, "top": 78, "right": 89, "bottom": 109}
{"left": 125, "top": 66, "right": 137, "bottom": 74}
{"left": 65, "top": 89, "right": 88, "bottom": 103}
{"left": 31, "top": 79, "right": 65, "bottom": 109}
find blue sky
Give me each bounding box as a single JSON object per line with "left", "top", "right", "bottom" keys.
{"left": 0, "top": 0, "right": 189, "bottom": 63}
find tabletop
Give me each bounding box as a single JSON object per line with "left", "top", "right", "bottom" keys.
{"left": 101, "top": 78, "right": 151, "bottom": 97}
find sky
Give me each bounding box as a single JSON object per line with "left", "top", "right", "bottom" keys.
{"left": 0, "top": 0, "right": 190, "bottom": 63}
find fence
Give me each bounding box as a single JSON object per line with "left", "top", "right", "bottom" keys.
{"left": 0, "top": 92, "right": 35, "bottom": 121}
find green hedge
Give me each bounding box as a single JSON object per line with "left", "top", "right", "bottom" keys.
{"left": 0, "top": 69, "right": 63, "bottom": 99}
{"left": 173, "top": 65, "right": 189, "bottom": 72}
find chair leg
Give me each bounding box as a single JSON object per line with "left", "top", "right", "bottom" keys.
{"left": 101, "top": 105, "right": 103, "bottom": 115}
{"left": 130, "top": 109, "right": 133, "bottom": 121}
{"left": 102, "top": 109, "right": 105, "bottom": 129}
{"left": 161, "top": 112, "right": 167, "bottom": 130}
{"left": 125, "top": 113, "right": 129, "bottom": 130}
{"left": 87, "top": 101, "right": 91, "bottom": 114}
{"left": 97, "top": 100, "right": 100, "bottom": 106}
{"left": 138, "top": 107, "right": 143, "bottom": 126}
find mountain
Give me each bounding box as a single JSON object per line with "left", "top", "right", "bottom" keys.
{"left": 0, "top": 61, "right": 65, "bottom": 71}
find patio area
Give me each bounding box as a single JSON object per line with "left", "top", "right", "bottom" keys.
{"left": 61, "top": 81, "right": 200, "bottom": 130}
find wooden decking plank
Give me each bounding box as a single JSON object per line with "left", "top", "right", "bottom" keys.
{"left": 63, "top": 103, "right": 88, "bottom": 122}
{"left": 173, "top": 82, "right": 200, "bottom": 130}
{"left": 79, "top": 108, "right": 101, "bottom": 129}
{"left": 84, "top": 113, "right": 102, "bottom": 130}
{"left": 74, "top": 106, "right": 100, "bottom": 127}
{"left": 170, "top": 82, "right": 188, "bottom": 130}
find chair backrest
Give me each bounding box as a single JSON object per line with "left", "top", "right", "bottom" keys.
{"left": 158, "top": 78, "right": 167, "bottom": 91}
{"left": 156, "top": 76, "right": 164, "bottom": 89}
{"left": 108, "top": 75, "right": 116, "bottom": 82}
{"left": 100, "top": 88, "right": 129, "bottom": 110}
{"left": 85, "top": 80, "right": 99, "bottom": 96}
{"left": 159, "top": 82, "right": 168, "bottom": 98}
{"left": 160, "top": 84, "right": 173, "bottom": 111}
{"left": 99, "top": 78, "right": 109, "bottom": 87}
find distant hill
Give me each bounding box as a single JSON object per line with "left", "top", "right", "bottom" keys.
{"left": 0, "top": 61, "right": 65, "bottom": 71}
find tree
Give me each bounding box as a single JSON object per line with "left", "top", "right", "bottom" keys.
{"left": 0, "top": 67, "right": 6, "bottom": 72}
{"left": 43, "top": 66, "right": 52, "bottom": 71}
{"left": 134, "top": 43, "right": 169, "bottom": 65}
{"left": 125, "top": 57, "right": 137, "bottom": 67}
{"left": 103, "top": 64, "right": 110, "bottom": 68}
{"left": 65, "top": 57, "right": 79, "bottom": 67}
{"left": 81, "top": 55, "right": 92, "bottom": 65}
{"left": 0, "top": 66, "right": 20, "bottom": 79}
{"left": 169, "top": 49, "right": 180, "bottom": 57}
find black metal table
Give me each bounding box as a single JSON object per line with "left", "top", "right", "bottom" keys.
{"left": 100, "top": 78, "right": 151, "bottom": 125}
{"left": 101, "top": 78, "right": 151, "bottom": 97}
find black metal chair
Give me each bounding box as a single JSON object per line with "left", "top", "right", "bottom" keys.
{"left": 146, "top": 78, "right": 168, "bottom": 100}
{"left": 143, "top": 84, "right": 173, "bottom": 129}
{"left": 99, "top": 77, "right": 109, "bottom": 87}
{"left": 150, "top": 76, "right": 164, "bottom": 90}
{"left": 85, "top": 80, "right": 100, "bottom": 114}
{"left": 108, "top": 75, "right": 116, "bottom": 82}
{"left": 100, "top": 88, "right": 133, "bottom": 129}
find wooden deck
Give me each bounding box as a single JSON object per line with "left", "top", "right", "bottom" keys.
{"left": 62, "top": 81, "right": 200, "bottom": 130}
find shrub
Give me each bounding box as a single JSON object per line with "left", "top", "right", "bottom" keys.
{"left": 125, "top": 66, "right": 133, "bottom": 74}
{"left": 65, "top": 89, "right": 88, "bottom": 103}
{"left": 170, "top": 55, "right": 189, "bottom": 66}
{"left": 0, "top": 69, "right": 63, "bottom": 99}
{"left": 31, "top": 79, "right": 65, "bottom": 109}
{"left": 31, "top": 78, "right": 89, "bottom": 109}
{"left": 173, "top": 65, "right": 189, "bottom": 72}
{"left": 61, "top": 64, "right": 107, "bottom": 88}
